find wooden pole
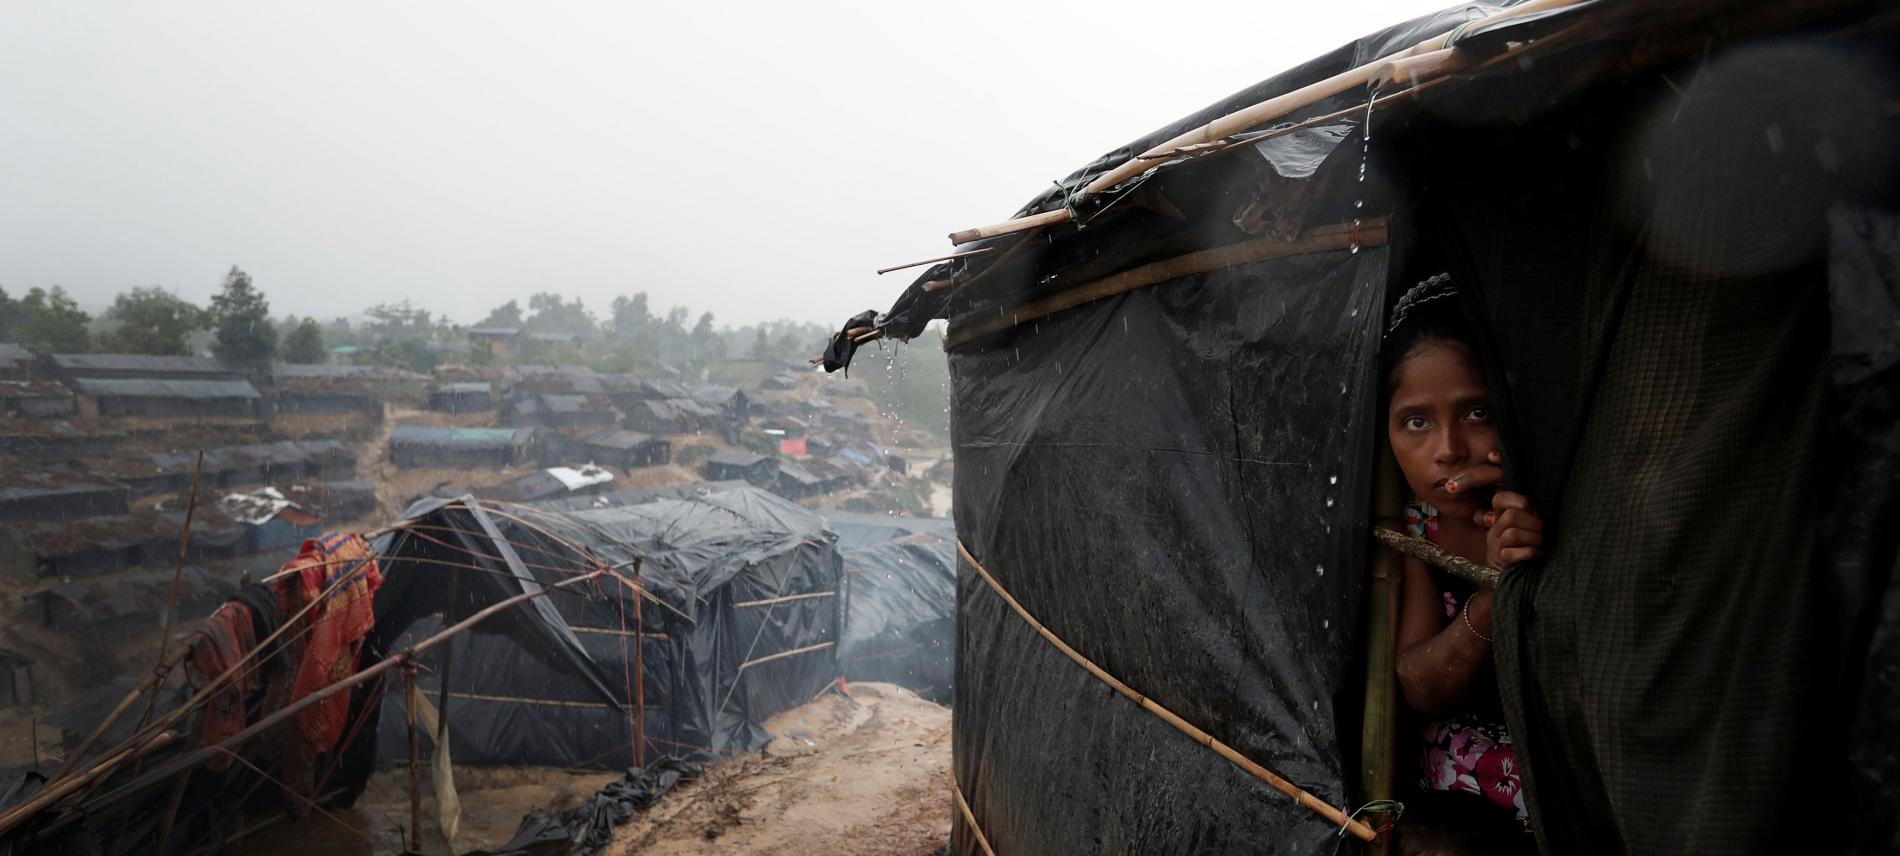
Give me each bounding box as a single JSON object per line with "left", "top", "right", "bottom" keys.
{"left": 950, "top": 779, "right": 998, "bottom": 856}
{"left": 142, "top": 451, "right": 204, "bottom": 728}
{"left": 2, "top": 571, "right": 604, "bottom": 840}
{"left": 1360, "top": 449, "right": 1406, "bottom": 855}
{"left": 405, "top": 664, "right": 422, "bottom": 852}
{"left": 876, "top": 246, "right": 995, "bottom": 275}
{"left": 954, "top": 539, "right": 1378, "bottom": 841}
{"left": 1371, "top": 526, "right": 1500, "bottom": 588}
{"left": 0, "top": 731, "right": 174, "bottom": 841}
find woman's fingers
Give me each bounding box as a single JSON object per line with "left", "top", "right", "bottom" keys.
{"left": 1443, "top": 464, "right": 1504, "bottom": 496}
{"left": 1496, "top": 527, "right": 1542, "bottom": 549}
{"left": 1491, "top": 490, "right": 1534, "bottom": 513}
{"left": 1498, "top": 546, "right": 1541, "bottom": 565}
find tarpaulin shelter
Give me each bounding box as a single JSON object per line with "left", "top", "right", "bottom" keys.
{"left": 829, "top": 1, "right": 1900, "bottom": 853}
{"left": 365, "top": 486, "right": 844, "bottom": 769}
{"left": 388, "top": 424, "right": 537, "bottom": 469}
{"left": 838, "top": 535, "right": 956, "bottom": 703}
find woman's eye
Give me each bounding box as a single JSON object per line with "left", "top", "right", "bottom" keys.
{"left": 1403, "top": 415, "right": 1429, "bottom": 431}
{"left": 1465, "top": 406, "right": 1491, "bottom": 423}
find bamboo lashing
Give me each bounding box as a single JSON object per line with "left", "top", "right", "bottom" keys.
{"left": 14, "top": 570, "right": 607, "bottom": 839}
{"left": 944, "top": 219, "right": 1387, "bottom": 349}
{"left": 951, "top": 778, "right": 999, "bottom": 856}
{"left": 954, "top": 539, "right": 1377, "bottom": 841}
{"left": 1371, "top": 525, "right": 1501, "bottom": 588}
{"left": 945, "top": 0, "right": 1587, "bottom": 246}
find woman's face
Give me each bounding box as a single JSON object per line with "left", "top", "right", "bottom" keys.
{"left": 1387, "top": 338, "right": 1499, "bottom": 519}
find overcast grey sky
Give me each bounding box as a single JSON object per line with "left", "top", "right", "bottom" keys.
{"left": 0, "top": 1, "right": 1451, "bottom": 329}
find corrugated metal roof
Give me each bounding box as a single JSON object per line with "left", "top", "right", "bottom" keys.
{"left": 51, "top": 353, "right": 232, "bottom": 374}
{"left": 433, "top": 382, "right": 492, "bottom": 394}
{"left": 0, "top": 343, "right": 31, "bottom": 368}
{"left": 581, "top": 430, "right": 661, "bottom": 450}
{"left": 68, "top": 377, "right": 260, "bottom": 400}
{"left": 272, "top": 363, "right": 424, "bottom": 380}
{"left": 708, "top": 450, "right": 769, "bottom": 467}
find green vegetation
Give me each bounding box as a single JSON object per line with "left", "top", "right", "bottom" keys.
{"left": 99, "top": 286, "right": 205, "bottom": 355}
{"left": 281, "top": 318, "right": 326, "bottom": 364}
{"left": 4, "top": 286, "right": 93, "bottom": 353}
{"left": 210, "top": 266, "right": 277, "bottom": 376}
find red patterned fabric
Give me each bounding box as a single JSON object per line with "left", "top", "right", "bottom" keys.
{"left": 184, "top": 601, "right": 257, "bottom": 770}
{"left": 272, "top": 532, "right": 383, "bottom": 754}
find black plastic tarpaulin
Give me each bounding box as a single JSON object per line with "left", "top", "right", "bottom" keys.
{"left": 365, "top": 487, "right": 845, "bottom": 769}
{"left": 838, "top": 535, "right": 957, "bottom": 702}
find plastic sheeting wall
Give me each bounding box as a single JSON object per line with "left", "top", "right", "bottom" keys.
{"left": 950, "top": 248, "right": 1386, "bottom": 854}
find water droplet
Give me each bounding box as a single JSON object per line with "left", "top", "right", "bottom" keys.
{"left": 1316, "top": 564, "right": 1326, "bottom": 576}
{"left": 1328, "top": 475, "right": 1338, "bottom": 485}
{"left": 1355, "top": 200, "right": 1364, "bottom": 209}
{"left": 1313, "top": 700, "right": 1320, "bottom": 710}
{"left": 1350, "top": 245, "right": 1360, "bottom": 254}
{"left": 1322, "top": 619, "right": 1331, "bottom": 629}
{"left": 1325, "top": 498, "right": 1334, "bottom": 508}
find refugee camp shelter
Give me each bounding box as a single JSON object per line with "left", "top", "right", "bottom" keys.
{"left": 388, "top": 425, "right": 536, "bottom": 469}
{"left": 704, "top": 450, "right": 778, "bottom": 486}
{"left": 827, "top": 2, "right": 1900, "bottom": 853}
{"left": 624, "top": 398, "right": 722, "bottom": 435}
{"left": 477, "top": 465, "right": 615, "bottom": 503}
{"left": 0, "top": 479, "right": 129, "bottom": 521}
{"left": 69, "top": 378, "right": 262, "bottom": 419}
{"left": 366, "top": 487, "right": 845, "bottom": 768}
{"left": 49, "top": 353, "right": 241, "bottom": 381}
{"left": 0, "top": 344, "right": 32, "bottom": 379}
{"left": 837, "top": 535, "right": 955, "bottom": 702}
{"left": 0, "top": 381, "right": 76, "bottom": 419}
{"left": 771, "top": 460, "right": 828, "bottom": 501}
{"left": 272, "top": 377, "right": 381, "bottom": 415}
{"left": 579, "top": 429, "right": 672, "bottom": 469}
{"left": 426, "top": 382, "right": 493, "bottom": 413}
{"left": 36, "top": 567, "right": 234, "bottom": 640}
{"left": 503, "top": 392, "right": 618, "bottom": 429}
{"left": 466, "top": 326, "right": 520, "bottom": 356}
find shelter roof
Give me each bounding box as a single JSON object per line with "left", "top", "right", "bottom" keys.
{"left": 389, "top": 424, "right": 533, "bottom": 448}
{"left": 580, "top": 429, "right": 663, "bottom": 450}
{"left": 433, "top": 382, "right": 492, "bottom": 394}
{"left": 0, "top": 343, "right": 30, "bottom": 370}
{"left": 707, "top": 450, "right": 769, "bottom": 468}
{"left": 68, "top": 378, "right": 261, "bottom": 400}
{"left": 50, "top": 353, "right": 233, "bottom": 375}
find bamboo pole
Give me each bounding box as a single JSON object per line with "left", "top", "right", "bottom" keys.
{"left": 876, "top": 247, "right": 995, "bottom": 275}
{"left": 1360, "top": 450, "right": 1406, "bottom": 856}
{"left": 950, "top": 779, "right": 998, "bottom": 856}
{"left": 405, "top": 664, "right": 422, "bottom": 852}
{"left": 737, "top": 642, "right": 835, "bottom": 671}
{"left": 943, "top": 0, "right": 1586, "bottom": 246}
{"left": 0, "top": 731, "right": 175, "bottom": 841}
{"left": 731, "top": 591, "right": 837, "bottom": 609}
{"left": 142, "top": 451, "right": 204, "bottom": 729}
{"left": 1371, "top": 526, "right": 1500, "bottom": 588}
{"left": 6, "top": 570, "right": 604, "bottom": 840}
{"left": 954, "top": 539, "right": 1377, "bottom": 841}
{"left": 944, "top": 220, "right": 1386, "bottom": 349}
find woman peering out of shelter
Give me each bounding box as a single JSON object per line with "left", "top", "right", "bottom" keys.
{"left": 1381, "top": 274, "right": 1544, "bottom": 848}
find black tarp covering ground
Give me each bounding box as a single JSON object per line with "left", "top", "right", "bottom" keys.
{"left": 364, "top": 488, "right": 845, "bottom": 769}
{"left": 468, "top": 758, "right": 701, "bottom": 856}
{"left": 831, "top": 2, "right": 1900, "bottom": 854}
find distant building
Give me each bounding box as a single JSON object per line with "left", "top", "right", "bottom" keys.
{"left": 467, "top": 326, "right": 521, "bottom": 357}
{"left": 0, "top": 381, "right": 76, "bottom": 419}
{"left": 503, "top": 392, "right": 617, "bottom": 429}
{"left": 388, "top": 425, "right": 537, "bottom": 469}
{"left": 578, "top": 430, "right": 671, "bottom": 469}
{"left": 69, "top": 378, "right": 262, "bottom": 419}
{"left": 49, "top": 353, "right": 242, "bottom": 381}
{"left": 427, "top": 382, "right": 494, "bottom": 413}
{"left": 624, "top": 398, "right": 723, "bottom": 435}
{"left": 0, "top": 344, "right": 32, "bottom": 379}
{"left": 703, "top": 450, "right": 779, "bottom": 486}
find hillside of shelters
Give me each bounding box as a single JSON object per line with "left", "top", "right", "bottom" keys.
{"left": 0, "top": 335, "right": 952, "bottom": 838}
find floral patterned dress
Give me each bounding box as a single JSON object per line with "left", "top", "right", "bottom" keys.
{"left": 1407, "top": 501, "right": 1528, "bottom": 823}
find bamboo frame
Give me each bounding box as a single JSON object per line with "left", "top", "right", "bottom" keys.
{"left": 951, "top": 779, "right": 998, "bottom": 856}
{"left": 738, "top": 642, "right": 835, "bottom": 671}
{"left": 13, "top": 571, "right": 605, "bottom": 839}
{"left": 731, "top": 591, "right": 837, "bottom": 609}
{"left": 955, "top": 539, "right": 1377, "bottom": 841}
{"left": 1359, "top": 451, "right": 1406, "bottom": 856}
{"left": 943, "top": 0, "right": 1587, "bottom": 246}
{"left": 944, "top": 219, "right": 1387, "bottom": 349}
{"left": 1371, "top": 525, "right": 1500, "bottom": 588}
{"left": 404, "top": 665, "right": 422, "bottom": 851}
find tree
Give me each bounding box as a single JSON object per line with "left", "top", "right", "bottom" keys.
{"left": 282, "top": 318, "right": 326, "bottom": 364}
{"left": 526, "top": 292, "right": 594, "bottom": 336}
{"left": 749, "top": 327, "right": 771, "bottom": 359}
{"left": 15, "top": 287, "right": 91, "bottom": 353}
{"left": 0, "top": 288, "right": 25, "bottom": 343}
{"left": 477, "top": 300, "right": 523, "bottom": 329}
{"left": 210, "top": 266, "right": 276, "bottom": 374}
{"left": 609, "top": 293, "right": 651, "bottom": 338}
{"left": 100, "top": 287, "right": 205, "bottom": 355}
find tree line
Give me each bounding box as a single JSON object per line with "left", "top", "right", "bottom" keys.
{"left": 0, "top": 268, "right": 837, "bottom": 378}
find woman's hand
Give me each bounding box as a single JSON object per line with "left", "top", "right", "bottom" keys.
{"left": 1476, "top": 489, "right": 1543, "bottom": 568}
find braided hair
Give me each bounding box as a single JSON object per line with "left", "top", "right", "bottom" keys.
{"left": 1380, "top": 273, "right": 1478, "bottom": 396}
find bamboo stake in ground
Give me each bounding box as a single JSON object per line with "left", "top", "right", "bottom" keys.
{"left": 5, "top": 570, "right": 606, "bottom": 841}
{"left": 634, "top": 558, "right": 645, "bottom": 768}
{"left": 405, "top": 663, "right": 422, "bottom": 852}
{"left": 1360, "top": 451, "right": 1406, "bottom": 856}
{"left": 954, "top": 539, "right": 1377, "bottom": 841}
